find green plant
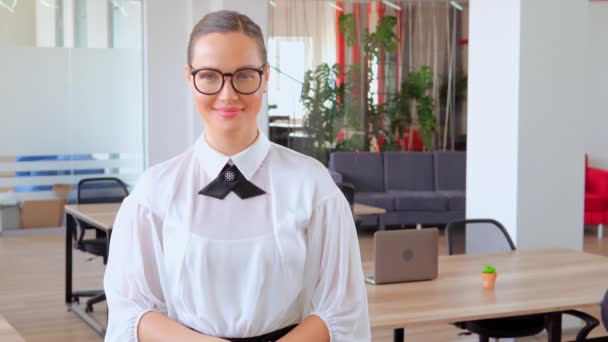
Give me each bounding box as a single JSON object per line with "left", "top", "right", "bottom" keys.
{"left": 339, "top": 14, "right": 399, "bottom": 151}
{"left": 389, "top": 66, "right": 436, "bottom": 150}
{"left": 482, "top": 265, "right": 497, "bottom": 274}
{"left": 335, "top": 132, "right": 365, "bottom": 152}
{"left": 338, "top": 14, "right": 438, "bottom": 151}
{"left": 439, "top": 70, "right": 468, "bottom": 108}
{"left": 300, "top": 63, "right": 344, "bottom": 164}
{"left": 338, "top": 14, "right": 357, "bottom": 46}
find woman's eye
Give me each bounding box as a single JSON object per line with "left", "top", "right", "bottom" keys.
{"left": 237, "top": 72, "right": 255, "bottom": 80}
{"left": 198, "top": 72, "right": 218, "bottom": 80}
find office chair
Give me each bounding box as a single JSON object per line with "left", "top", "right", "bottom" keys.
{"left": 73, "top": 177, "right": 129, "bottom": 313}
{"left": 602, "top": 289, "right": 608, "bottom": 331}
{"left": 446, "top": 219, "right": 599, "bottom": 342}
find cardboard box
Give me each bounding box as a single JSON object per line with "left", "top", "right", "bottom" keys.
{"left": 20, "top": 199, "right": 66, "bottom": 229}
{"left": 53, "top": 184, "right": 72, "bottom": 200}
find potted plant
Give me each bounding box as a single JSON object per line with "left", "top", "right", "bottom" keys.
{"left": 300, "top": 63, "right": 345, "bottom": 164}
{"left": 481, "top": 265, "right": 497, "bottom": 289}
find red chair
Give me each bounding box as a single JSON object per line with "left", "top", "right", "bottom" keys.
{"left": 584, "top": 155, "right": 608, "bottom": 239}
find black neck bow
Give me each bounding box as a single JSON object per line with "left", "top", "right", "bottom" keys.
{"left": 198, "top": 163, "right": 266, "bottom": 200}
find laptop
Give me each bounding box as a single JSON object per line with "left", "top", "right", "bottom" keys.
{"left": 365, "top": 228, "right": 439, "bottom": 285}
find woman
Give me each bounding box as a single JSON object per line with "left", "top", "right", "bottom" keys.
{"left": 104, "top": 10, "right": 370, "bottom": 342}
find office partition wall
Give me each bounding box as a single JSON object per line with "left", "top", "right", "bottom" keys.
{"left": 0, "top": 0, "right": 144, "bottom": 203}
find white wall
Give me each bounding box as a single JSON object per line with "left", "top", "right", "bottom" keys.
{"left": 466, "top": 0, "right": 521, "bottom": 240}
{"left": 585, "top": 2, "right": 608, "bottom": 170}
{"left": 143, "top": 0, "right": 195, "bottom": 167}
{"left": 467, "top": 0, "right": 586, "bottom": 250}
{"left": 144, "top": 0, "right": 269, "bottom": 167}
{"left": 516, "top": 0, "right": 586, "bottom": 249}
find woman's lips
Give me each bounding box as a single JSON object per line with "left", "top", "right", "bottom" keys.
{"left": 214, "top": 108, "right": 241, "bottom": 118}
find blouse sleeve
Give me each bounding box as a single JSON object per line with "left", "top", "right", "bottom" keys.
{"left": 103, "top": 196, "right": 167, "bottom": 342}
{"left": 306, "top": 190, "right": 371, "bottom": 341}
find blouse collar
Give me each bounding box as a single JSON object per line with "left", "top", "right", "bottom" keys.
{"left": 194, "top": 129, "right": 271, "bottom": 180}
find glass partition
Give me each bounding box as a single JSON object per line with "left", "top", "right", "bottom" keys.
{"left": 0, "top": 0, "right": 144, "bottom": 203}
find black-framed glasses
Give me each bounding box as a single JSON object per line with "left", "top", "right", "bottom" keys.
{"left": 189, "top": 64, "right": 266, "bottom": 95}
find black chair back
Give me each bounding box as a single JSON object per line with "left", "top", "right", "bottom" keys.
{"left": 337, "top": 182, "right": 355, "bottom": 208}
{"left": 74, "top": 177, "right": 129, "bottom": 261}
{"left": 77, "top": 177, "right": 129, "bottom": 204}
{"left": 445, "top": 218, "right": 515, "bottom": 255}
{"left": 602, "top": 289, "right": 608, "bottom": 330}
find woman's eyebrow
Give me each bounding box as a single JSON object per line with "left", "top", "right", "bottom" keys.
{"left": 192, "top": 64, "right": 261, "bottom": 71}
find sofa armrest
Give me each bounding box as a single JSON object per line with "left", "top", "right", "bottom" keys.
{"left": 328, "top": 169, "right": 344, "bottom": 183}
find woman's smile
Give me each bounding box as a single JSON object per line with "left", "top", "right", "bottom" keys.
{"left": 213, "top": 107, "right": 242, "bottom": 118}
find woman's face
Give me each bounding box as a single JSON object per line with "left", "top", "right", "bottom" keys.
{"left": 185, "top": 32, "right": 269, "bottom": 137}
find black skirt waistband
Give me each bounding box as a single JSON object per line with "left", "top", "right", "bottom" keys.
{"left": 223, "top": 324, "right": 297, "bottom": 342}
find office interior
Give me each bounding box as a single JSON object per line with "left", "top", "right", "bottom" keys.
{"left": 1, "top": 0, "right": 608, "bottom": 341}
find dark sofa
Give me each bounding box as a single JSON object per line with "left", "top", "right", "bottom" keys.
{"left": 329, "top": 151, "right": 466, "bottom": 227}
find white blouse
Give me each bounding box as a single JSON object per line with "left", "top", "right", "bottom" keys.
{"left": 103, "top": 131, "right": 371, "bottom": 342}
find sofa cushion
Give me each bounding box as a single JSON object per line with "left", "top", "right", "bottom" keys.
{"left": 329, "top": 152, "right": 385, "bottom": 192}
{"left": 389, "top": 190, "right": 448, "bottom": 211}
{"left": 434, "top": 151, "right": 466, "bottom": 191}
{"left": 438, "top": 190, "right": 466, "bottom": 211}
{"left": 383, "top": 152, "right": 435, "bottom": 191}
{"left": 585, "top": 194, "right": 608, "bottom": 212}
{"left": 354, "top": 192, "right": 395, "bottom": 211}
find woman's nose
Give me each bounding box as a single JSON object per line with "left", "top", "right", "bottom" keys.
{"left": 218, "top": 76, "right": 238, "bottom": 101}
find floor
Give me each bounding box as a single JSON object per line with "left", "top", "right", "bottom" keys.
{"left": 0, "top": 225, "right": 606, "bottom": 341}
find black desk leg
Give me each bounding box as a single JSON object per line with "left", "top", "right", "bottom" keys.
{"left": 66, "top": 213, "right": 75, "bottom": 305}
{"left": 545, "top": 312, "right": 562, "bottom": 342}
{"left": 394, "top": 328, "right": 404, "bottom": 342}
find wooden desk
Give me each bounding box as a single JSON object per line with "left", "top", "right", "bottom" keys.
{"left": 64, "top": 203, "right": 120, "bottom": 232}
{"left": 63, "top": 206, "right": 607, "bottom": 341}
{"left": 64, "top": 203, "right": 120, "bottom": 336}
{"left": 367, "top": 248, "right": 608, "bottom": 341}
{"left": 353, "top": 203, "right": 386, "bottom": 230}
{"left": 0, "top": 314, "right": 25, "bottom": 342}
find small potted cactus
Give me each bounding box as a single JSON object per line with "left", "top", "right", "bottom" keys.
{"left": 481, "top": 265, "right": 497, "bottom": 289}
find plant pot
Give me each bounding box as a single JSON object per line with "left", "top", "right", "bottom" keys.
{"left": 481, "top": 272, "right": 497, "bottom": 289}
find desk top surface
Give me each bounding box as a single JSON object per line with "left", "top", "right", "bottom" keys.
{"left": 366, "top": 248, "right": 608, "bottom": 329}
{"left": 65, "top": 203, "right": 121, "bottom": 231}
{"left": 0, "top": 315, "right": 25, "bottom": 342}
{"left": 65, "top": 203, "right": 388, "bottom": 229}
{"left": 353, "top": 203, "right": 387, "bottom": 215}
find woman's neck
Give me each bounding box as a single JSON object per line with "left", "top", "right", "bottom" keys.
{"left": 205, "top": 128, "right": 259, "bottom": 156}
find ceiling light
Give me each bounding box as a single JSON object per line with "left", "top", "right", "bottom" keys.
{"left": 450, "top": 1, "right": 463, "bottom": 11}
{"left": 0, "top": 0, "right": 17, "bottom": 13}
{"left": 329, "top": 2, "right": 343, "bottom": 12}
{"left": 39, "top": 0, "right": 58, "bottom": 9}
{"left": 383, "top": 0, "right": 401, "bottom": 11}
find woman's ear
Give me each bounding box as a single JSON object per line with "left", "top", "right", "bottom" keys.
{"left": 184, "top": 64, "right": 192, "bottom": 83}
{"left": 264, "top": 64, "right": 270, "bottom": 82}
{"left": 263, "top": 64, "right": 270, "bottom": 92}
